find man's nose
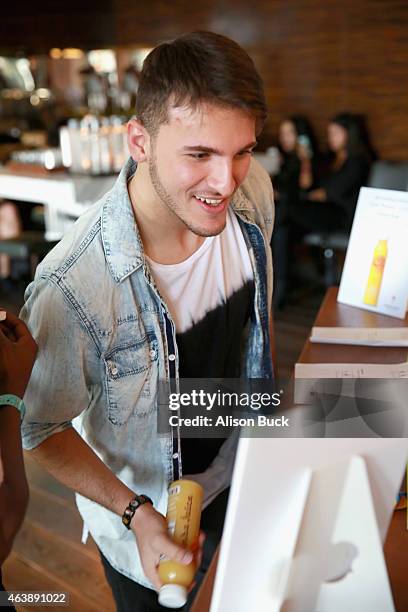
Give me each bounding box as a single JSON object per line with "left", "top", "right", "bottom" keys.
{"left": 207, "top": 159, "right": 236, "bottom": 195}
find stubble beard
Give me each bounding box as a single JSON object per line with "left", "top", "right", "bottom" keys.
{"left": 148, "top": 153, "right": 227, "bottom": 238}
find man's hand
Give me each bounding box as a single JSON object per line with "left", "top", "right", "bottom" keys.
{"left": 28, "top": 428, "right": 207, "bottom": 588}
{"left": 0, "top": 310, "right": 37, "bottom": 397}
{"left": 132, "top": 503, "right": 205, "bottom": 591}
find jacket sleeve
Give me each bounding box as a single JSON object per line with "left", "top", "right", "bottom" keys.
{"left": 20, "top": 277, "right": 100, "bottom": 450}
{"left": 242, "top": 157, "right": 275, "bottom": 243}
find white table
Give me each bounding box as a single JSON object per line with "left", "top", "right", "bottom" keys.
{"left": 0, "top": 169, "right": 116, "bottom": 240}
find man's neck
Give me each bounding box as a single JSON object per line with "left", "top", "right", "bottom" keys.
{"left": 128, "top": 165, "right": 205, "bottom": 265}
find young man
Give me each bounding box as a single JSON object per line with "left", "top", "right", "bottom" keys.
{"left": 1, "top": 311, "right": 37, "bottom": 596}
{"left": 21, "top": 31, "right": 274, "bottom": 610}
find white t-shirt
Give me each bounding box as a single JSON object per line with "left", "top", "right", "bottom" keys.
{"left": 147, "top": 208, "right": 254, "bottom": 496}
{"left": 146, "top": 207, "right": 253, "bottom": 336}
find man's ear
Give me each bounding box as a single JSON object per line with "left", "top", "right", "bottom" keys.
{"left": 127, "top": 118, "right": 150, "bottom": 162}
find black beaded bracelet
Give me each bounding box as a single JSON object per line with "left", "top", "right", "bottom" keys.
{"left": 122, "top": 494, "right": 153, "bottom": 529}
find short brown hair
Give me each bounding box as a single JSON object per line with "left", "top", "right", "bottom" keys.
{"left": 136, "top": 31, "right": 267, "bottom": 136}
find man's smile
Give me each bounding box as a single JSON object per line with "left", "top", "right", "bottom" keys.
{"left": 192, "top": 194, "right": 228, "bottom": 213}
{"left": 193, "top": 195, "right": 224, "bottom": 205}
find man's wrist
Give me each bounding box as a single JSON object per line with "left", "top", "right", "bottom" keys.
{"left": 122, "top": 494, "right": 153, "bottom": 530}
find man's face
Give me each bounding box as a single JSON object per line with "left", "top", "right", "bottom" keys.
{"left": 147, "top": 102, "right": 257, "bottom": 237}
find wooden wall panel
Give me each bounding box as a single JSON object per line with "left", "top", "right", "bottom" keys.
{"left": 114, "top": 0, "right": 408, "bottom": 160}
{"left": 0, "top": 1, "right": 115, "bottom": 52}
{"left": 1, "top": 0, "right": 408, "bottom": 159}
{"left": 244, "top": 1, "right": 408, "bottom": 160}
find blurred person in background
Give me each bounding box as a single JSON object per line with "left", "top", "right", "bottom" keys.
{"left": 272, "top": 115, "right": 317, "bottom": 308}
{"left": 122, "top": 65, "right": 141, "bottom": 110}
{"left": 0, "top": 202, "right": 22, "bottom": 290}
{"left": 291, "top": 112, "right": 375, "bottom": 233}
{"left": 0, "top": 311, "right": 37, "bottom": 595}
{"left": 274, "top": 115, "right": 316, "bottom": 201}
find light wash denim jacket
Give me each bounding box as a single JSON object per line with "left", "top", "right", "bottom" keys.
{"left": 21, "top": 157, "right": 274, "bottom": 588}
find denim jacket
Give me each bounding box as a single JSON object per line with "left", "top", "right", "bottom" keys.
{"left": 21, "top": 157, "right": 274, "bottom": 588}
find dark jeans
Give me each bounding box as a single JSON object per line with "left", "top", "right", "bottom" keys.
{"left": 100, "top": 488, "right": 229, "bottom": 612}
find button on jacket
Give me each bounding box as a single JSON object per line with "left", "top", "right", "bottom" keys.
{"left": 21, "top": 157, "right": 275, "bottom": 588}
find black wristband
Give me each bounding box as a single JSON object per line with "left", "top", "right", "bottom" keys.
{"left": 122, "top": 494, "right": 153, "bottom": 530}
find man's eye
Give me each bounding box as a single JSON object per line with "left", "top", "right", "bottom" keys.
{"left": 237, "top": 150, "right": 253, "bottom": 158}
{"left": 189, "top": 153, "right": 209, "bottom": 160}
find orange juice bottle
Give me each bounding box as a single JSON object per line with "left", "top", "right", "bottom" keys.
{"left": 158, "top": 479, "right": 203, "bottom": 608}
{"left": 363, "top": 239, "right": 388, "bottom": 306}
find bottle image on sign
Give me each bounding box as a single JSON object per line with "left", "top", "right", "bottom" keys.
{"left": 363, "top": 239, "right": 388, "bottom": 306}
{"left": 158, "top": 479, "right": 203, "bottom": 609}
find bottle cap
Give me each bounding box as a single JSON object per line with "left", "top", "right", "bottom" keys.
{"left": 158, "top": 584, "right": 188, "bottom": 608}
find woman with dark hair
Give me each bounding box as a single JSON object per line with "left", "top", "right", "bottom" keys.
{"left": 274, "top": 115, "right": 317, "bottom": 203}
{"left": 272, "top": 115, "right": 317, "bottom": 308}
{"left": 292, "top": 112, "right": 375, "bottom": 232}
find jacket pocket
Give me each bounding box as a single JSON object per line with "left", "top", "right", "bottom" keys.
{"left": 104, "top": 333, "right": 158, "bottom": 425}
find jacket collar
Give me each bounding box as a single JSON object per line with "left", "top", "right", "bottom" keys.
{"left": 101, "top": 157, "right": 254, "bottom": 283}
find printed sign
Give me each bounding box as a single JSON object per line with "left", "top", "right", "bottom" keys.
{"left": 338, "top": 187, "right": 408, "bottom": 319}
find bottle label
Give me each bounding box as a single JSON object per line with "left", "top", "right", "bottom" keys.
{"left": 169, "top": 484, "right": 181, "bottom": 496}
